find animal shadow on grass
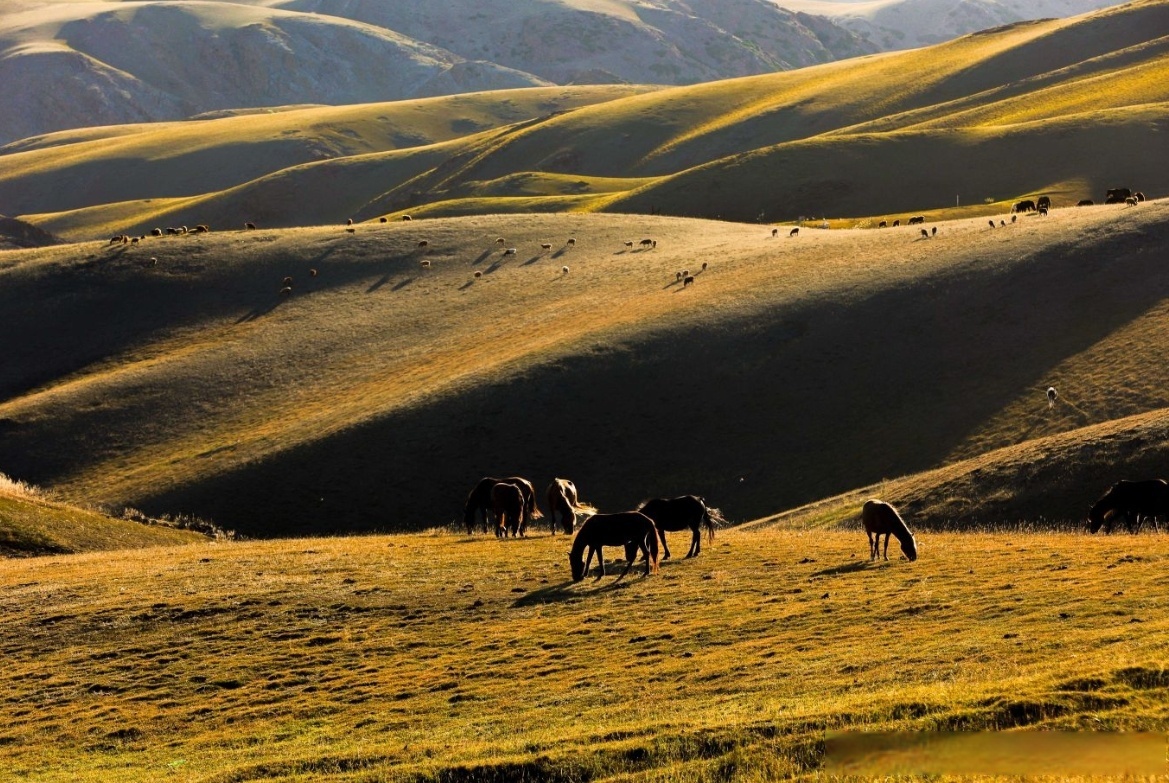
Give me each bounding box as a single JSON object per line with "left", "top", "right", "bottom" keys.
{"left": 391, "top": 277, "right": 414, "bottom": 291}
{"left": 485, "top": 261, "right": 503, "bottom": 274}
{"left": 366, "top": 274, "right": 391, "bottom": 293}
{"left": 551, "top": 248, "right": 568, "bottom": 260}
{"left": 810, "top": 560, "right": 875, "bottom": 578}
{"left": 522, "top": 255, "right": 542, "bottom": 266}
{"left": 473, "top": 249, "right": 493, "bottom": 265}
{"left": 236, "top": 296, "right": 286, "bottom": 323}
{"left": 512, "top": 581, "right": 578, "bottom": 607}
{"left": 459, "top": 280, "right": 475, "bottom": 291}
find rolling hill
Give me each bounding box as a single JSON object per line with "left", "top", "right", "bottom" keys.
{"left": 0, "top": 0, "right": 873, "bottom": 145}
{"left": 4, "top": 0, "right": 1167, "bottom": 239}
{"left": 1, "top": 199, "right": 1167, "bottom": 537}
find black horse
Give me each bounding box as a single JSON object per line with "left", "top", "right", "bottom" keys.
{"left": 862, "top": 499, "right": 917, "bottom": 561}
{"left": 570, "top": 512, "right": 660, "bottom": 582}
{"left": 1089, "top": 479, "right": 1169, "bottom": 534}
{"left": 627, "top": 495, "right": 725, "bottom": 561}
{"left": 463, "top": 476, "right": 540, "bottom": 534}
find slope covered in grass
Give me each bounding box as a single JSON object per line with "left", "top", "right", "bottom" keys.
{"left": 0, "top": 473, "right": 206, "bottom": 556}
{"left": 2, "top": 200, "right": 1167, "bottom": 536}
{"left": 2, "top": 529, "right": 1167, "bottom": 780}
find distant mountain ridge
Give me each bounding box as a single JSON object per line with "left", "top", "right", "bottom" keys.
{"left": 0, "top": 0, "right": 874, "bottom": 145}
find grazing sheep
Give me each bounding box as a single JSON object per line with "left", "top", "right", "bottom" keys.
{"left": 379, "top": 217, "right": 388, "bottom": 223}
{"left": 931, "top": 226, "right": 937, "bottom": 236}
{"left": 1038, "top": 207, "right": 1049, "bottom": 216}
{"left": 561, "top": 265, "right": 569, "bottom": 274}
{"left": 504, "top": 247, "right": 517, "bottom": 256}
{"left": 109, "top": 236, "right": 123, "bottom": 245}
{"left": 279, "top": 286, "right": 292, "bottom": 296}
{"left": 892, "top": 219, "right": 900, "bottom": 227}
{"left": 908, "top": 216, "right": 925, "bottom": 225}
{"left": 988, "top": 220, "right": 995, "bottom": 229}
{"left": 421, "top": 260, "right": 431, "bottom": 269}
{"left": 194, "top": 224, "right": 209, "bottom": 233}
{"left": 1011, "top": 214, "right": 1017, "bottom": 223}
{"left": 244, "top": 222, "right": 256, "bottom": 230}
{"left": 131, "top": 237, "right": 139, "bottom": 244}
{"left": 920, "top": 228, "right": 929, "bottom": 238}
{"left": 149, "top": 257, "right": 158, "bottom": 267}
{"left": 683, "top": 275, "right": 694, "bottom": 286}
{"left": 166, "top": 227, "right": 179, "bottom": 235}
{"left": 402, "top": 215, "right": 412, "bottom": 221}
{"left": 151, "top": 228, "right": 163, "bottom": 237}
{"left": 676, "top": 271, "right": 683, "bottom": 280}
{"left": 624, "top": 241, "right": 634, "bottom": 248}
{"left": 639, "top": 238, "right": 654, "bottom": 247}
{"left": 418, "top": 240, "right": 429, "bottom": 248}
{"left": 346, "top": 218, "right": 353, "bottom": 226}
{"left": 1125, "top": 196, "right": 1139, "bottom": 206}
{"left": 180, "top": 226, "right": 188, "bottom": 234}
{"left": 652, "top": 240, "right": 657, "bottom": 248}
{"left": 282, "top": 276, "right": 293, "bottom": 286}
{"left": 682, "top": 269, "right": 690, "bottom": 277}
{"left": 496, "top": 238, "right": 506, "bottom": 245}
{"left": 772, "top": 228, "right": 779, "bottom": 236}
{"left": 1036, "top": 196, "right": 1051, "bottom": 211}
{"left": 474, "top": 271, "right": 482, "bottom": 278}
{"left": 701, "top": 262, "right": 708, "bottom": 270}
{"left": 1077, "top": 199, "right": 1094, "bottom": 207}
{"left": 1135, "top": 192, "right": 1146, "bottom": 202}
{"left": 878, "top": 221, "right": 887, "bottom": 228}
{"left": 541, "top": 243, "right": 553, "bottom": 251}
{"left": 789, "top": 228, "right": 799, "bottom": 237}
{"left": 567, "top": 238, "right": 576, "bottom": 246}
{"left": 309, "top": 268, "right": 318, "bottom": 277}
{"left": 346, "top": 227, "right": 356, "bottom": 233}
{"left": 1047, "top": 387, "right": 1058, "bottom": 408}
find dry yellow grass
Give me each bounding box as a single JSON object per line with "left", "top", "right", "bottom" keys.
{"left": 2, "top": 528, "right": 1168, "bottom": 781}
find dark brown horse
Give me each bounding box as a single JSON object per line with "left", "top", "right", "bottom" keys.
{"left": 862, "top": 499, "right": 917, "bottom": 561}
{"left": 463, "top": 476, "right": 541, "bottom": 534}
{"left": 545, "top": 478, "right": 596, "bottom": 535}
{"left": 1089, "top": 479, "right": 1169, "bottom": 534}
{"left": 570, "top": 512, "right": 660, "bottom": 582}
{"left": 491, "top": 482, "right": 526, "bottom": 537}
{"left": 630, "top": 495, "right": 725, "bottom": 560}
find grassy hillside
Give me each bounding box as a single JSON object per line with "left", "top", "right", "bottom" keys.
{"left": 3, "top": 528, "right": 1169, "bottom": 780}
{"left": 0, "top": 473, "right": 206, "bottom": 556}
{"left": 2, "top": 201, "right": 1168, "bottom": 536}
{"left": 5, "top": 0, "right": 1168, "bottom": 237}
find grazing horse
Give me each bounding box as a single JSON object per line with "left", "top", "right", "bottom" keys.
{"left": 545, "top": 478, "right": 596, "bottom": 534}
{"left": 1089, "top": 480, "right": 1169, "bottom": 534}
{"left": 862, "top": 499, "right": 917, "bottom": 561}
{"left": 631, "top": 495, "right": 725, "bottom": 560}
{"left": 463, "top": 476, "right": 540, "bottom": 534}
{"left": 570, "top": 512, "right": 660, "bottom": 582}
{"left": 491, "top": 482, "right": 526, "bottom": 537}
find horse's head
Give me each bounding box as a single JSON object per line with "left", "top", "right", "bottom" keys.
{"left": 900, "top": 533, "right": 918, "bottom": 562}
{"left": 463, "top": 501, "right": 478, "bottom": 535}
{"left": 569, "top": 550, "right": 586, "bottom": 582}
{"left": 1088, "top": 501, "right": 1107, "bottom": 533}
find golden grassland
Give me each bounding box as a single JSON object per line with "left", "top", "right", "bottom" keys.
{"left": 2, "top": 201, "right": 1169, "bottom": 536}
{"left": 3, "top": 0, "right": 1168, "bottom": 237}
{"left": 0, "top": 473, "right": 204, "bottom": 556}
{"left": 3, "top": 528, "right": 1169, "bottom": 781}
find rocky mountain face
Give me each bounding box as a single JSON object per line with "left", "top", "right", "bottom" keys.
{"left": 0, "top": 0, "right": 873, "bottom": 145}
{"left": 770, "top": 0, "right": 1132, "bottom": 50}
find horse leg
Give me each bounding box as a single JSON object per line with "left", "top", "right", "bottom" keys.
{"left": 867, "top": 531, "right": 876, "bottom": 560}
{"left": 883, "top": 533, "right": 890, "bottom": 560}
{"left": 687, "top": 525, "right": 699, "bottom": 558}
{"left": 595, "top": 548, "right": 607, "bottom": 580}
{"left": 617, "top": 549, "right": 638, "bottom": 581}
{"left": 660, "top": 531, "right": 671, "bottom": 561}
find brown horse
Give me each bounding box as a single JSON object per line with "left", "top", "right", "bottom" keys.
{"left": 630, "top": 495, "right": 725, "bottom": 560}
{"left": 570, "top": 512, "right": 660, "bottom": 582}
{"left": 491, "top": 482, "right": 527, "bottom": 537}
{"left": 862, "top": 499, "right": 917, "bottom": 561}
{"left": 545, "top": 478, "right": 596, "bottom": 535}
{"left": 1089, "top": 479, "right": 1169, "bottom": 534}
{"left": 463, "top": 476, "right": 541, "bottom": 534}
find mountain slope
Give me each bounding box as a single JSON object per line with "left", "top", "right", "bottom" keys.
{"left": 1, "top": 201, "right": 1167, "bottom": 535}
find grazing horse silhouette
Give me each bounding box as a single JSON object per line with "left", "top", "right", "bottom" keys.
{"left": 545, "top": 478, "right": 596, "bottom": 534}
{"left": 630, "top": 495, "right": 725, "bottom": 560}
{"left": 862, "top": 499, "right": 917, "bottom": 561}
{"left": 1089, "top": 480, "right": 1169, "bottom": 534}
{"left": 491, "top": 482, "right": 526, "bottom": 537}
{"left": 570, "top": 512, "right": 660, "bottom": 582}
{"left": 463, "top": 476, "right": 541, "bottom": 534}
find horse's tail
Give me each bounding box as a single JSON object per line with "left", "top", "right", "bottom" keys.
{"left": 703, "top": 504, "right": 726, "bottom": 543}
{"left": 573, "top": 501, "right": 598, "bottom": 517}
{"left": 525, "top": 490, "right": 543, "bottom": 521}
{"left": 646, "top": 523, "right": 661, "bottom": 575}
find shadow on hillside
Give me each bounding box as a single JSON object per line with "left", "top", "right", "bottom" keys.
{"left": 485, "top": 261, "right": 503, "bottom": 274}
{"left": 522, "top": 255, "right": 542, "bottom": 266}
{"left": 551, "top": 248, "right": 568, "bottom": 260}
{"left": 511, "top": 582, "right": 576, "bottom": 607}
{"left": 512, "top": 569, "right": 650, "bottom": 606}
{"left": 366, "top": 274, "right": 391, "bottom": 293}
{"left": 473, "top": 250, "right": 493, "bottom": 266}
{"left": 810, "top": 560, "right": 874, "bottom": 578}
{"left": 391, "top": 277, "right": 414, "bottom": 291}
{"left": 236, "top": 295, "right": 286, "bottom": 323}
